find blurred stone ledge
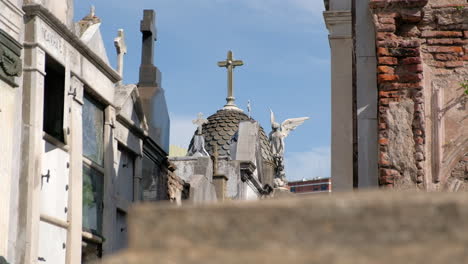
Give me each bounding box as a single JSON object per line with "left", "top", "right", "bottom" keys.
{"left": 102, "top": 191, "right": 468, "bottom": 264}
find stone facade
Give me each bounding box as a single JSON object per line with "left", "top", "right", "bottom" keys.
{"left": 0, "top": 1, "right": 175, "bottom": 263}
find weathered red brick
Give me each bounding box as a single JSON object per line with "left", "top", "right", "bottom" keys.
{"left": 452, "top": 39, "right": 468, "bottom": 45}
{"left": 379, "top": 91, "right": 399, "bottom": 98}
{"left": 400, "top": 9, "right": 422, "bottom": 22}
{"left": 378, "top": 12, "right": 399, "bottom": 18}
{"left": 378, "top": 66, "right": 395, "bottom": 74}
{"left": 399, "top": 64, "right": 423, "bottom": 73}
{"left": 389, "top": 48, "right": 420, "bottom": 57}
{"left": 426, "top": 46, "right": 464, "bottom": 54}
{"left": 376, "top": 23, "right": 396, "bottom": 32}
{"left": 378, "top": 74, "right": 399, "bottom": 83}
{"left": 434, "top": 54, "right": 459, "bottom": 61}
{"left": 379, "top": 175, "right": 394, "bottom": 185}
{"left": 380, "top": 98, "right": 390, "bottom": 105}
{"left": 415, "top": 136, "right": 424, "bottom": 144}
{"left": 378, "top": 57, "right": 398, "bottom": 65}
{"left": 377, "top": 40, "right": 399, "bottom": 48}
{"left": 427, "top": 38, "right": 454, "bottom": 45}
{"left": 379, "top": 17, "right": 395, "bottom": 24}
{"left": 379, "top": 137, "right": 389, "bottom": 145}
{"left": 427, "top": 61, "right": 446, "bottom": 68}
{"left": 379, "top": 122, "right": 387, "bottom": 130}
{"left": 380, "top": 82, "right": 422, "bottom": 90}
{"left": 461, "top": 55, "right": 468, "bottom": 61}
{"left": 421, "top": 31, "right": 463, "bottom": 38}
{"left": 376, "top": 32, "right": 397, "bottom": 41}
{"left": 399, "top": 73, "right": 423, "bottom": 82}
{"left": 464, "top": 31, "right": 468, "bottom": 39}
{"left": 377, "top": 47, "right": 391, "bottom": 56}
{"left": 399, "top": 40, "right": 420, "bottom": 48}
{"left": 370, "top": 0, "right": 428, "bottom": 9}
{"left": 445, "top": 61, "right": 464, "bottom": 68}
{"left": 379, "top": 152, "right": 390, "bottom": 165}
{"left": 401, "top": 57, "right": 421, "bottom": 64}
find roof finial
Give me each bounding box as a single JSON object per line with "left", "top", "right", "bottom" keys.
{"left": 217, "top": 50, "right": 244, "bottom": 110}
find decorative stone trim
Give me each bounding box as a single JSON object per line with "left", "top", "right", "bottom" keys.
{"left": 22, "top": 4, "right": 121, "bottom": 83}
{"left": 444, "top": 153, "right": 468, "bottom": 191}
{"left": 0, "top": 29, "right": 22, "bottom": 87}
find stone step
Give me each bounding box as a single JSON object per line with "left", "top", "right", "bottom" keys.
{"left": 102, "top": 191, "right": 468, "bottom": 263}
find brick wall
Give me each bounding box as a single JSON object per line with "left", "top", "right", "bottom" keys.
{"left": 370, "top": 0, "right": 468, "bottom": 189}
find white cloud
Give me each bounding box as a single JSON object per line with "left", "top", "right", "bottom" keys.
{"left": 285, "top": 146, "right": 330, "bottom": 181}
{"left": 170, "top": 114, "right": 196, "bottom": 148}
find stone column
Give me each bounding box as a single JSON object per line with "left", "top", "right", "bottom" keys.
{"left": 66, "top": 76, "right": 84, "bottom": 264}
{"left": 324, "top": 10, "right": 353, "bottom": 191}
{"left": 133, "top": 157, "right": 143, "bottom": 201}
{"left": 355, "top": 0, "right": 379, "bottom": 188}
{"left": 102, "top": 106, "right": 117, "bottom": 254}
{"left": 18, "top": 45, "right": 46, "bottom": 263}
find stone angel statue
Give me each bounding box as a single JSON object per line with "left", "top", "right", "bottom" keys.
{"left": 269, "top": 109, "right": 309, "bottom": 187}
{"left": 269, "top": 110, "right": 309, "bottom": 158}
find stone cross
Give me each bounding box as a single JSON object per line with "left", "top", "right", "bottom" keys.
{"left": 90, "top": 6, "right": 96, "bottom": 17}
{"left": 192, "top": 112, "right": 208, "bottom": 135}
{"left": 247, "top": 100, "right": 252, "bottom": 118}
{"left": 138, "top": 10, "right": 158, "bottom": 87}
{"left": 114, "top": 29, "right": 127, "bottom": 79}
{"left": 218, "top": 50, "right": 244, "bottom": 108}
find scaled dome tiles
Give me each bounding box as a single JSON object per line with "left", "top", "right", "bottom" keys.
{"left": 188, "top": 109, "right": 274, "bottom": 163}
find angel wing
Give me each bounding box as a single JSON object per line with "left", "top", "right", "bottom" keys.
{"left": 280, "top": 117, "right": 310, "bottom": 138}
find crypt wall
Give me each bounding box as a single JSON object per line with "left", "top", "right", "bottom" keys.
{"left": 369, "top": 0, "right": 468, "bottom": 190}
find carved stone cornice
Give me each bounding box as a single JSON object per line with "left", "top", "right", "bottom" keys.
{"left": 323, "top": 10, "right": 352, "bottom": 39}
{"left": 22, "top": 4, "right": 121, "bottom": 83}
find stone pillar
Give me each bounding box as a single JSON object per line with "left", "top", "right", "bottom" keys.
{"left": 102, "top": 106, "right": 117, "bottom": 254}
{"left": 18, "top": 45, "right": 46, "bottom": 264}
{"left": 133, "top": 157, "right": 143, "bottom": 201}
{"left": 355, "top": 0, "right": 379, "bottom": 188}
{"left": 66, "top": 76, "right": 84, "bottom": 264}
{"left": 212, "top": 174, "right": 228, "bottom": 201}
{"left": 0, "top": 27, "right": 23, "bottom": 258}
{"left": 324, "top": 10, "right": 353, "bottom": 191}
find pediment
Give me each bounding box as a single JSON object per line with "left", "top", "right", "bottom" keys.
{"left": 80, "top": 23, "right": 110, "bottom": 65}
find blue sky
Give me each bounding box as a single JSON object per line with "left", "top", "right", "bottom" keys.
{"left": 75, "top": 0, "right": 331, "bottom": 180}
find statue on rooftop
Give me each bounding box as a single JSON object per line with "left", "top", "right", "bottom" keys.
{"left": 187, "top": 113, "right": 209, "bottom": 157}
{"left": 269, "top": 109, "right": 309, "bottom": 187}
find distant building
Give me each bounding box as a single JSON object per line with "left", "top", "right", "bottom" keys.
{"left": 288, "top": 178, "right": 331, "bottom": 194}
{"left": 169, "top": 145, "right": 188, "bottom": 157}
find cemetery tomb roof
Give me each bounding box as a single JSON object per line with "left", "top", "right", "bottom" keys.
{"left": 188, "top": 109, "right": 274, "bottom": 163}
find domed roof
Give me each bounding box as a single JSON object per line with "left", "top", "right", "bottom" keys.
{"left": 188, "top": 109, "right": 274, "bottom": 163}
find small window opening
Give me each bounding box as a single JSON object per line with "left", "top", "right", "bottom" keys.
{"left": 43, "top": 54, "right": 65, "bottom": 142}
